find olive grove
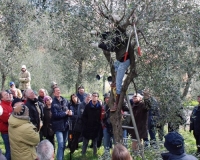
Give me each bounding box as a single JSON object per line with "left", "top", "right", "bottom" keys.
{"left": 0, "top": 0, "right": 200, "bottom": 149}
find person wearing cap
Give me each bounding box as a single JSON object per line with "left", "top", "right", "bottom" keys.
{"left": 190, "top": 95, "right": 200, "bottom": 156}
{"left": 9, "top": 81, "right": 22, "bottom": 99}
{"left": 76, "top": 85, "right": 87, "bottom": 103}
{"left": 8, "top": 102, "right": 40, "bottom": 160}
{"left": 0, "top": 91, "right": 13, "bottom": 160}
{"left": 161, "top": 131, "right": 197, "bottom": 160}
{"left": 19, "top": 65, "right": 31, "bottom": 92}
{"left": 128, "top": 90, "right": 151, "bottom": 152}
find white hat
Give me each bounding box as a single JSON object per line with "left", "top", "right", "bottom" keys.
{"left": 21, "top": 65, "right": 26, "bottom": 69}
{"left": 133, "top": 93, "right": 143, "bottom": 99}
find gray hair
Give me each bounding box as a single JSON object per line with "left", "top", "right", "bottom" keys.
{"left": 37, "top": 140, "right": 54, "bottom": 160}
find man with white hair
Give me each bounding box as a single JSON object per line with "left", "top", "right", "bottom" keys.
{"left": 25, "top": 89, "right": 44, "bottom": 140}
{"left": 19, "top": 65, "right": 31, "bottom": 92}
{"left": 37, "top": 139, "right": 54, "bottom": 160}
{"left": 128, "top": 90, "right": 151, "bottom": 152}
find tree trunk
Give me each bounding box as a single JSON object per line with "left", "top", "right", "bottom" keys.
{"left": 1, "top": 72, "right": 6, "bottom": 90}
{"left": 181, "top": 71, "right": 195, "bottom": 99}
{"left": 75, "top": 58, "right": 83, "bottom": 92}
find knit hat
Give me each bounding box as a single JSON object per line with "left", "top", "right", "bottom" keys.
{"left": 43, "top": 96, "right": 52, "bottom": 103}
{"left": 21, "top": 65, "right": 26, "bottom": 69}
{"left": 13, "top": 102, "right": 29, "bottom": 120}
{"left": 164, "top": 131, "right": 184, "bottom": 155}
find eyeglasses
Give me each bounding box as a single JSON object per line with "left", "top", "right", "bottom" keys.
{"left": 92, "top": 95, "right": 98, "bottom": 97}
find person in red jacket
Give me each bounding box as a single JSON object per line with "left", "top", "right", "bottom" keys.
{"left": 0, "top": 91, "right": 13, "bottom": 160}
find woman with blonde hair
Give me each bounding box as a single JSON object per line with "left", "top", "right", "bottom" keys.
{"left": 112, "top": 143, "right": 133, "bottom": 160}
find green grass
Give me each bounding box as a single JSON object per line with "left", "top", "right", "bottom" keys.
{"left": 183, "top": 100, "right": 198, "bottom": 107}
{"left": 0, "top": 125, "right": 197, "bottom": 160}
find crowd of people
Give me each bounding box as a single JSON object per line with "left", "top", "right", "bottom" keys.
{"left": 0, "top": 64, "right": 199, "bottom": 160}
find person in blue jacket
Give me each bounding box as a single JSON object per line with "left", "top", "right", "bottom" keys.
{"left": 51, "top": 87, "right": 72, "bottom": 160}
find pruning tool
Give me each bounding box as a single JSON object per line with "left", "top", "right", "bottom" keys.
{"left": 124, "top": 15, "right": 142, "bottom": 62}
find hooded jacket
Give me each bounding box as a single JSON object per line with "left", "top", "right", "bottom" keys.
{"left": 8, "top": 114, "right": 40, "bottom": 160}
{"left": 0, "top": 101, "right": 12, "bottom": 134}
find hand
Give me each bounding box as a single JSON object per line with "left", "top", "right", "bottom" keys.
{"left": 68, "top": 110, "right": 72, "bottom": 116}
{"left": 90, "top": 42, "right": 99, "bottom": 47}
{"left": 143, "top": 89, "right": 150, "bottom": 99}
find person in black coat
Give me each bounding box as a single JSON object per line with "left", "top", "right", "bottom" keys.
{"left": 190, "top": 95, "right": 200, "bottom": 155}
{"left": 70, "top": 93, "right": 92, "bottom": 153}
{"left": 41, "top": 96, "right": 54, "bottom": 147}
{"left": 82, "top": 92, "right": 102, "bottom": 156}
{"left": 25, "top": 89, "right": 44, "bottom": 136}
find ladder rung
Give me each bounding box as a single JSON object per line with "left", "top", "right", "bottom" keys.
{"left": 122, "top": 125, "right": 134, "bottom": 129}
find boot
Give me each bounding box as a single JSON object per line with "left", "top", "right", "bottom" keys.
{"left": 110, "top": 94, "right": 120, "bottom": 112}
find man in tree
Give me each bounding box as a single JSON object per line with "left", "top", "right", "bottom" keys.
{"left": 19, "top": 65, "right": 31, "bottom": 93}
{"left": 91, "top": 27, "right": 134, "bottom": 111}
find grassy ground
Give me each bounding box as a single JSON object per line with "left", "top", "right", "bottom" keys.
{"left": 0, "top": 125, "right": 197, "bottom": 160}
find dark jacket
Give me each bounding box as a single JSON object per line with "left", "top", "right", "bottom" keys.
{"left": 69, "top": 101, "right": 80, "bottom": 130}
{"left": 42, "top": 106, "right": 54, "bottom": 137}
{"left": 161, "top": 152, "right": 197, "bottom": 160}
{"left": 76, "top": 92, "right": 87, "bottom": 103}
{"left": 51, "top": 96, "right": 69, "bottom": 132}
{"left": 11, "top": 97, "right": 22, "bottom": 108}
{"left": 190, "top": 105, "right": 200, "bottom": 135}
{"left": 38, "top": 96, "right": 45, "bottom": 104}
{"left": 102, "top": 104, "right": 112, "bottom": 135}
{"left": 25, "top": 98, "right": 44, "bottom": 131}
{"left": 128, "top": 99, "right": 151, "bottom": 139}
{"left": 73, "top": 101, "right": 86, "bottom": 132}
{"left": 82, "top": 100, "right": 102, "bottom": 139}
{"left": 148, "top": 96, "right": 160, "bottom": 128}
